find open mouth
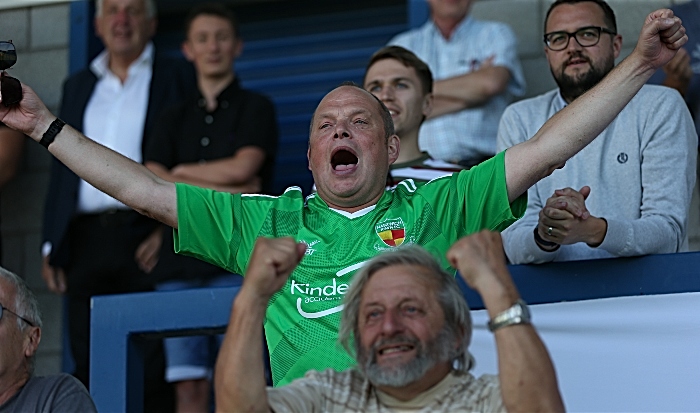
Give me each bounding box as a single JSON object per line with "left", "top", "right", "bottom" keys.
{"left": 331, "top": 148, "right": 358, "bottom": 172}
{"left": 378, "top": 344, "right": 414, "bottom": 356}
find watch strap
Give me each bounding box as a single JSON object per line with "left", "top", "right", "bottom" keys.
{"left": 487, "top": 299, "right": 531, "bottom": 332}
{"left": 39, "top": 117, "right": 66, "bottom": 149}
{"left": 533, "top": 227, "right": 560, "bottom": 252}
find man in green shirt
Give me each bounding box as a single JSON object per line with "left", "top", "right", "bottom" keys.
{"left": 0, "top": 8, "right": 687, "bottom": 385}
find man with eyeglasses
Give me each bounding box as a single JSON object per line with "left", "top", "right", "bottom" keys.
{"left": 0, "top": 267, "right": 96, "bottom": 412}
{"left": 497, "top": 0, "right": 697, "bottom": 264}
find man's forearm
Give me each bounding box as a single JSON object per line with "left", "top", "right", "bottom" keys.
{"left": 479, "top": 279, "right": 563, "bottom": 412}
{"left": 433, "top": 67, "right": 510, "bottom": 105}
{"left": 37, "top": 123, "right": 178, "bottom": 227}
{"left": 494, "top": 325, "right": 564, "bottom": 412}
{"left": 215, "top": 292, "right": 270, "bottom": 412}
{"left": 172, "top": 147, "right": 266, "bottom": 186}
{"left": 505, "top": 52, "right": 659, "bottom": 202}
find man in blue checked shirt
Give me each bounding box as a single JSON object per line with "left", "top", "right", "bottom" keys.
{"left": 389, "top": 0, "right": 526, "bottom": 168}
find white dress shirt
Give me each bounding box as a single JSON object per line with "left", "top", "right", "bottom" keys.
{"left": 78, "top": 43, "right": 153, "bottom": 213}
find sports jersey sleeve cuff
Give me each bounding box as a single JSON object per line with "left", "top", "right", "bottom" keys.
{"left": 509, "top": 190, "right": 527, "bottom": 220}
{"left": 173, "top": 182, "right": 190, "bottom": 255}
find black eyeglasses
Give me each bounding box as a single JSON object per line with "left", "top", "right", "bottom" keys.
{"left": 544, "top": 26, "right": 617, "bottom": 51}
{"left": 0, "top": 303, "right": 36, "bottom": 327}
{"left": 0, "top": 40, "right": 22, "bottom": 107}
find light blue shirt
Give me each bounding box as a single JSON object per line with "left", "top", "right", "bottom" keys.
{"left": 389, "top": 17, "right": 525, "bottom": 162}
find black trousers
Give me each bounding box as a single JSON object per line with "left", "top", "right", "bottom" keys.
{"left": 65, "top": 210, "right": 173, "bottom": 412}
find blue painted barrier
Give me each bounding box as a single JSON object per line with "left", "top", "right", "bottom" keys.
{"left": 90, "top": 251, "right": 700, "bottom": 412}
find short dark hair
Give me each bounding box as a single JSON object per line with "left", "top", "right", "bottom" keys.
{"left": 545, "top": 0, "right": 617, "bottom": 34}
{"left": 364, "top": 46, "right": 433, "bottom": 96}
{"left": 184, "top": 2, "right": 240, "bottom": 38}
{"left": 309, "top": 82, "right": 395, "bottom": 142}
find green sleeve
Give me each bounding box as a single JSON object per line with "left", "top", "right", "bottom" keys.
{"left": 417, "top": 151, "right": 526, "bottom": 239}
{"left": 458, "top": 150, "right": 527, "bottom": 234}
{"left": 173, "top": 183, "right": 242, "bottom": 273}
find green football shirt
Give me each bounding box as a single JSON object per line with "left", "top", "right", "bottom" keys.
{"left": 174, "top": 151, "right": 526, "bottom": 385}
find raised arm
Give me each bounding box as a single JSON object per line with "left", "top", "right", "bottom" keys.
{"left": 504, "top": 9, "right": 687, "bottom": 202}
{"left": 0, "top": 85, "right": 178, "bottom": 228}
{"left": 214, "top": 237, "right": 306, "bottom": 412}
{"left": 447, "top": 231, "right": 564, "bottom": 412}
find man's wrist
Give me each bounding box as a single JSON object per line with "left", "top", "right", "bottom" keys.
{"left": 533, "top": 227, "right": 560, "bottom": 252}
{"left": 585, "top": 217, "right": 608, "bottom": 248}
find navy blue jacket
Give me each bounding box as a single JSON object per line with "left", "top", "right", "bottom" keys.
{"left": 43, "top": 54, "right": 195, "bottom": 267}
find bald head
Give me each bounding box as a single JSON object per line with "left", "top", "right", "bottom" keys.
{"left": 310, "top": 84, "right": 395, "bottom": 142}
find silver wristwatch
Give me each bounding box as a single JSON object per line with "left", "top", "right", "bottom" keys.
{"left": 487, "top": 299, "right": 531, "bottom": 332}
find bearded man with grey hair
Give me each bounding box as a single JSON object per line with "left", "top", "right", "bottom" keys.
{"left": 214, "top": 232, "right": 564, "bottom": 412}
{"left": 0, "top": 268, "right": 96, "bottom": 412}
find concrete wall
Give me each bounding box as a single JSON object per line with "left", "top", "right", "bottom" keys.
{"left": 0, "top": 0, "right": 694, "bottom": 376}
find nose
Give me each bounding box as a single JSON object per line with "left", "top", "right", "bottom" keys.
{"left": 380, "top": 309, "right": 404, "bottom": 335}
{"left": 379, "top": 86, "right": 394, "bottom": 102}
{"left": 333, "top": 121, "right": 351, "bottom": 139}
{"left": 113, "top": 9, "right": 130, "bottom": 25}
{"left": 565, "top": 34, "right": 583, "bottom": 52}
{"left": 207, "top": 37, "right": 220, "bottom": 52}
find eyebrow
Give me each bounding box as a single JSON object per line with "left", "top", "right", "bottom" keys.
{"left": 362, "top": 296, "right": 422, "bottom": 309}
{"left": 316, "top": 108, "right": 373, "bottom": 122}
{"left": 366, "top": 76, "right": 414, "bottom": 86}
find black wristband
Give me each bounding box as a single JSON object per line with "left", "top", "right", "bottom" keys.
{"left": 39, "top": 118, "right": 66, "bottom": 149}
{"left": 533, "top": 227, "right": 560, "bottom": 252}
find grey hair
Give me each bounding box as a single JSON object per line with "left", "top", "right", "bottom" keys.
{"left": 339, "top": 245, "right": 473, "bottom": 374}
{"left": 96, "top": 0, "right": 157, "bottom": 18}
{"left": 0, "top": 267, "right": 42, "bottom": 331}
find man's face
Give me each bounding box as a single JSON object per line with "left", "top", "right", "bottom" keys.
{"left": 427, "top": 0, "right": 473, "bottom": 21}
{"left": 364, "top": 58, "right": 431, "bottom": 138}
{"left": 0, "top": 279, "right": 30, "bottom": 384}
{"left": 95, "top": 0, "right": 156, "bottom": 61}
{"left": 182, "top": 14, "right": 242, "bottom": 79}
{"left": 544, "top": 2, "right": 621, "bottom": 101}
{"left": 356, "top": 264, "right": 454, "bottom": 388}
{"left": 308, "top": 86, "right": 399, "bottom": 210}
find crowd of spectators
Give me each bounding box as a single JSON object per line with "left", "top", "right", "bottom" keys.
{"left": 0, "top": 0, "right": 696, "bottom": 411}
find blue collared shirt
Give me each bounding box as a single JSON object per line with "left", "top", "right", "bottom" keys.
{"left": 389, "top": 17, "right": 526, "bottom": 162}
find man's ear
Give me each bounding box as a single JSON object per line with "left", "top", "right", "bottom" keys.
{"left": 94, "top": 16, "right": 104, "bottom": 40}
{"left": 612, "top": 33, "right": 623, "bottom": 59}
{"left": 181, "top": 40, "right": 194, "bottom": 63}
{"left": 387, "top": 134, "right": 400, "bottom": 165}
{"left": 234, "top": 38, "right": 244, "bottom": 59}
{"left": 422, "top": 93, "right": 434, "bottom": 119}
{"left": 307, "top": 147, "right": 312, "bottom": 171}
{"left": 24, "top": 326, "right": 41, "bottom": 358}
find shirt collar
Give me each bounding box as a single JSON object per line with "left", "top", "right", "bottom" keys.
{"left": 555, "top": 89, "right": 569, "bottom": 109}
{"left": 429, "top": 15, "right": 474, "bottom": 40}
{"left": 90, "top": 42, "right": 154, "bottom": 79}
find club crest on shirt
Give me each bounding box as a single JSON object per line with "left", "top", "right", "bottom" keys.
{"left": 375, "top": 218, "right": 406, "bottom": 247}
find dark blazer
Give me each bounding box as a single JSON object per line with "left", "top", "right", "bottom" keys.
{"left": 43, "top": 53, "right": 195, "bottom": 267}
